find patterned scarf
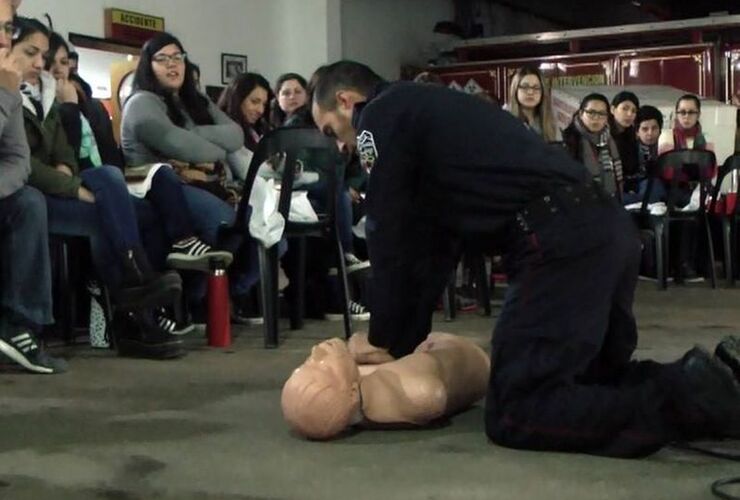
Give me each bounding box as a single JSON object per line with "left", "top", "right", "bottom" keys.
{"left": 637, "top": 141, "right": 657, "bottom": 178}
{"left": 573, "top": 117, "right": 623, "bottom": 198}
{"left": 672, "top": 121, "right": 707, "bottom": 150}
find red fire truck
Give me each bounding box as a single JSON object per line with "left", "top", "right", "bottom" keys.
{"left": 429, "top": 14, "right": 740, "bottom": 105}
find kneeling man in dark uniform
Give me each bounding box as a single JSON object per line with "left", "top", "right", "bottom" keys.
{"left": 311, "top": 61, "right": 740, "bottom": 457}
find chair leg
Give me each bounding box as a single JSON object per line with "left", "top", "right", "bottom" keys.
{"left": 474, "top": 255, "right": 491, "bottom": 316}
{"left": 334, "top": 233, "right": 352, "bottom": 340}
{"left": 289, "top": 237, "right": 306, "bottom": 330}
{"left": 59, "top": 241, "right": 77, "bottom": 344}
{"left": 732, "top": 217, "right": 738, "bottom": 286}
{"left": 723, "top": 217, "right": 733, "bottom": 286}
{"left": 442, "top": 268, "right": 456, "bottom": 322}
{"left": 654, "top": 218, "right": 666, "bottom": 290}
{"left": 703, "top": 213, "right": 717, "bottom": 289}
{"left": 258, "top": 244, "right": 279, "bottom": 348}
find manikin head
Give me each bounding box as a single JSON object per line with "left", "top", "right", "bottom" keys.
{"left": 281, "top": 338, "right": 361, "bottom": 440}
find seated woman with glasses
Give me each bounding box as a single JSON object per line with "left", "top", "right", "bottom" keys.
{"left": 658, "top": 94, "right": 712, "bottom": 154}
{"left": 562, "top": 93, "right": 623, "bottom": 200}
{"left": 506, "top": 66, "right": 561, "bottom": 143}
{"left": 656, "top": 94, "right": 714, "bottom": 283}
{"left": 121, "top": 32, "right": 243, "bottom": 240}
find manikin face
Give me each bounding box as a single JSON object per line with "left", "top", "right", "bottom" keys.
{"left": 611, "top": 100, "right": 637, "bottom": 129}
{"left": 12, "top": 32, "right": 48, "bottom": 85}
{"left": 151, "top": 43, "right": 186, "bottom": 93}
{"left": 240, "top": 85, "right": 268, "bottom": 125}
{"left": 580, "top": 99, "right": 609, "bottom": 133}
{"left": 675, "top": 98, "right": 700, "bottom": 130}
{"left": 277, "top": 78, "right": 306, "bottom": 115}
{"left": 281, "top": 338, "right": 361, "bottom": 439}
{"left": 637, "top": 119, "right": 661, "bottom": 146}
{"left": 49, "top": 44, "right": 70, "bottom": 81}
{"left": 516, "top": 73, "right": 542, "bottom": 110}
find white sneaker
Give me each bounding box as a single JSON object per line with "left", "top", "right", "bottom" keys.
{"left": 344, "top": 253, "right": 370, "bottom": 273}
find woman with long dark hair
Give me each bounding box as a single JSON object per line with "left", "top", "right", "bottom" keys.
{"left": 217, "top": 72, "right": 272, "bottom": 152}
{"left": 121, "top": 31, "right": 242, "bottom": 246}
{"left": 270, "top": 72, "right": 308, "bottom": 128}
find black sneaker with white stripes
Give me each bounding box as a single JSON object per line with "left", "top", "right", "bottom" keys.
{"left": 324, "top": 300, "right": 370, "bottom": 322}
{"left": 0, "top": 322, "right": 68, "bottom": 374}
{"left": 166, "top": 237, "right": 233, "bottom": 272}
{"left": 155, "top": 308, "right": 195, "bottom": 336}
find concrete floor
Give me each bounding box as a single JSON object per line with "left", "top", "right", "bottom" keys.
{"left": 1, "top": 282, "right": 739, "bottom": 500}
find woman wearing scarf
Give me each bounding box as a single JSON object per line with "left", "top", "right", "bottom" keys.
{"left": 655, "top": 94, "right": 713, "bottom": 282}
{"left": 609, "top": 91, "right": 640, "bottom": 194}
{"left": 563, "top": 93, "right": 623, "bottom": 201}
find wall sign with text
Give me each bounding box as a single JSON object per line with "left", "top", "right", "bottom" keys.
{"left": 105, "top": 8, "right": 165, "bottom": 45}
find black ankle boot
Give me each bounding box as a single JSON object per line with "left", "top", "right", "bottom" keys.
{"left": 111, "top": 309, "right": 186, "bottom": 360}
{"left": 673, "top": 347, "right": 740, "bottom": 439}
{"left": 115, "top": 247, "right": 183, "bottom": 310}
{"left": 716, "top": 336, "right": 740, "bottom": 383}
{"left": 120, "top": 246, "right": 156, "bottom": 287}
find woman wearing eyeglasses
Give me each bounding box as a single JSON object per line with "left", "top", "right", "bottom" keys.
{"left": 658, "top": 94, "right": 709, "bottom": 153}
{"left": 121, "top": 32, "right": 242, "bottom": 255}
{"left": 507, "top": 66, "right": 560, "bottom": 143}
{"left": 563, "top": 93, "right": 623, "bottom": 200}
{"left": 655, "top": 94, "right": 713, "bottom": 283}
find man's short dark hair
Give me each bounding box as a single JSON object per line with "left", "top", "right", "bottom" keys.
{"left": 312, "top": 60, "right": 384, "bottom": 111}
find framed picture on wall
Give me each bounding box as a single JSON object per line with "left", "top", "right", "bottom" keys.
{"left": 221, "top": 53, "right": 247, "bottom": 84}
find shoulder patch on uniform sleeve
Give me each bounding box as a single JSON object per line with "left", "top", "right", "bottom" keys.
{"left": 357, "top": 130, "right": 378, "bottom": 171}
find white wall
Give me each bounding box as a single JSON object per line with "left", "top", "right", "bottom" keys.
{"left": 19, "top": 0, "right": 451, "bottom": 89}
{"left": 20, "top": 0, "right": 340, "bottom": 87}
{"left": 341, "top": 0, "right": 455, "bottom": 80}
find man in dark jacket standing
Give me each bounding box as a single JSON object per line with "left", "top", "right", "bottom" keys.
{"left": 0, "top": 0, "right": 66, "bottom": 373}
{"left": 311, "top": 60, "right": 740, "bottom": 457}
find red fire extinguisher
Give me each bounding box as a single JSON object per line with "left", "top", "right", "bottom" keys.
{"left": 207, "top": 258, "right": 231, "bottom": 347}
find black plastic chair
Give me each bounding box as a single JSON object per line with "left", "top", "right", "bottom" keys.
{"left": 709, "top": 153, "right": 740, "bottom": 286}
{"left": 640, "top": 149, "right": 717, "bottom": 289}
{"left": 240, "top": 127, "right": 352, "bottom": 348}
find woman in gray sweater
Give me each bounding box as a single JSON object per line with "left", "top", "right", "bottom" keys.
{"left": 121, "top": 32, "right": 243, "bottom": 249}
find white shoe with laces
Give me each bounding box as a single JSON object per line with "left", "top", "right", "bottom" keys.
{"left": 344, "top": 253, "right": 370, "bottom": 274}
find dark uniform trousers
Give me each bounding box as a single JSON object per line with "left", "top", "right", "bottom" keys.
{"left": 485, "top": 184, "right": 686, "bottom": 457}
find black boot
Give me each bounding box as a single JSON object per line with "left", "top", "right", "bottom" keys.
{"left": 111, "top": 309, "right": 186, "bottom": 360}
{"left": 716, "top": 336, "right": 740, "bottom": 383}
{"left": 115, "top": 247, "right": 183, "bottom": 310}
{"left": 672, "top": 347, "right": 740, "bottom": 439}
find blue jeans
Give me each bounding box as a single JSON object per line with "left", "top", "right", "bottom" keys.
{"left": 0, "top": 186, "right": 53, "bottom": 327}
{"left": 179, "top": 185, "right": 236, "bottom": 301}
{"left": 303, "top": 179, "right": 354, "bottom": 252}
{"left": 622, "top": 179, "right": 667, "bottom": 206}
{"left": 181, "top": 185, "right": 236, "bottom": 245}
{"left": 47, "top": 166, "right": 142, "bottom": 289}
